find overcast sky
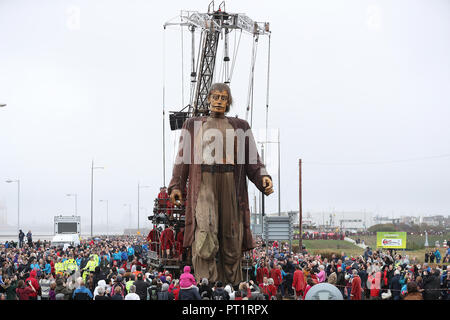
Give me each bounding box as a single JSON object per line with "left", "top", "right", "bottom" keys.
{"left": 0, "top": 0, "right": 449, "bottom": 234}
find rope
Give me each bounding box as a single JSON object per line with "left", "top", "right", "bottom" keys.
{"left": 162, "top": 27, "right": 167, "bottom": 187}
{"left": 246, "top": 34, "right": 259, "bottom": 125}
{"left": 181, "top": 21, "right": 185, "bottom": 107}
{"left": 228, "top": 29, "right": 242, "bottom": 83}
{"left": 265, "top": 33, "right": 271, "bottom": 144}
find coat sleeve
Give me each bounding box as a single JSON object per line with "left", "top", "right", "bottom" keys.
{"left": 242, "top": 121, "right": 271, "bottom": 193}
{"left": 168, "top": 119, "right": 192, "bottom": 195}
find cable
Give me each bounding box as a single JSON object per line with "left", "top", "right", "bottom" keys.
{"left": 303, "top": 153, "right": 450, "bottom": 166}
{"left": 181, "top": 21, "right": 185, "bottom": 107}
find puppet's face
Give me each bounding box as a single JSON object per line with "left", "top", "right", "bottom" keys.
{"left": 208, "top": 90, "right": 228, "bottom": 114}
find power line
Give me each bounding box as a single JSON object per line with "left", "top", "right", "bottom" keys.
{"left": 303, "top": 153, "right": 450, "bottom": 166}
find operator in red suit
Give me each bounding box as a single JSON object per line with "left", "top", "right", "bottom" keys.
{"left": 157, "top": 187, "right": 169, "bottom": 213}
{"left": 160, "top": 225, "right": 175, "bottom": 258}
{"left": 146, "top": 225, "right": 160, "bottom": 252}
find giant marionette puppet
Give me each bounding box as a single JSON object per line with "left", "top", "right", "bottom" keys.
{"left": 168, "top": 83, "right": 273, "bottom": 286}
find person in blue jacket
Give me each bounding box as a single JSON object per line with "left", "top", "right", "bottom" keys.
{"left": 43, "top": 260, "right": 52, "bottom": 275}
{"left": 434, "top": 249, "right": 441, "bottom": 264}
{"left": 112, "top": 249, "right": 122, "bottom": 266}
{"left": 127, "top": 246, "right": 135, "bottom": 262}
{"left": 73, "top": 280, "right": 93, "bottom": 300}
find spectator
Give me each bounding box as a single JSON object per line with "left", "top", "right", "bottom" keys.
{"left": 212, "top": 281, "right": 229, "bottom": 300}
{"left": 157, "top": 282, "right": 174, "bottom": 300}
{"left": 111, "top": 285, "right": 124, "bottom": 300}
{"left": 179, "top": 266, "right": 196, "bottom": 289}
{"left": 94, "top": 286, "right": 110, "bottom": 300}
{"left": 39, "top": 274, "right": 51, "bottom": 300}
{"left": 423, "top": 268, "right": 441, "bottom": 300}
{"left": 49, "top": 282, "right": 56, "bottom": 300}
{"left": 390, "top": 270, "right": 402, "bottom": 301}
{"left": 198, "top": 278, "right": 213, "bottom": 300}
{"left": 72, "top": 280, "right": 93, "bottom": 300}
{"left": 403, "top": 281, "right": 423, "bottom": 300}
{"left": 16, "top": 280, "right": 36, "bottom": 300}
{"left": 125, "top": 285, "right": 140, "bottom": 300}
{"left": 134, "top": 273, "right": 150, "bottom": 301}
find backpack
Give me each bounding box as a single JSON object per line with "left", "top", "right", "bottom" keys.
{"left": 113, "top": 283, "right": 125, "bottom": 297}
{"left": 201, "top": 290, "right": 210, "bottom": 299}
{"left": 213, "top": 289, "right": 226, "bottom": 300}
{"left": 148, "top": 286, "right": 158, "bottom": 300}
{"left": 158, "top": 291, "right": 169, "bottom": 300}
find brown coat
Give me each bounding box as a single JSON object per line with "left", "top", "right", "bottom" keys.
{"left": 168, "top": 116, "right": 270, "bottom": 252}
{"left": 403, "top": 292, "right": 423, "bottom": 300}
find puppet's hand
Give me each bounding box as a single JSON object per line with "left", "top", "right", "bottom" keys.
{"left": 170, "top": 189, "right": 183, "bottom": 205}
{"left": 262, "top": 177, "right": 274, "bottom": 195}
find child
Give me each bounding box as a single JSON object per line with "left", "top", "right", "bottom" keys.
{"left": 49, "top": 282, "right": 56, "bottom": 300}
{"left": 179, "top": 266, "right": 196, "bottom": 290}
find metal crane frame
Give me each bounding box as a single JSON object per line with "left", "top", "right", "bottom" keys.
{"left": 164, "top": 1, "right": 270, "bottom": 126}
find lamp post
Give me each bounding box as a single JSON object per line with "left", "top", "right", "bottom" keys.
{"left": 99, "top": 200, "right": 109, "bottom": 237}
{"left": 66, "top": 193, "right": 78, "bottom": 216}
{"left": 5, "top": 179, "right": 20, "bottom": 237}
{"left": 90, "top": 160, "right": 104, "bottom": 238}
{"left": 138, "top": 183, "right": 150, "bottom": 233}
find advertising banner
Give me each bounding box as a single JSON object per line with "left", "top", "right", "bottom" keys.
{"left": 376, "top": 232, "right": 407, "bottom": 249}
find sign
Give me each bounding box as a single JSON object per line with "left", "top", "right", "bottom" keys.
{"left": 263, "top": 214, "right": 294, "bottom": 241}
{"left": 376, "top": 232, "right": 407, "bottom": 249}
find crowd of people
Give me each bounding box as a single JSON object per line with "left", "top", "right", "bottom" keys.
{"left": 1, "top": 233, "right": 449, "bottom": 301}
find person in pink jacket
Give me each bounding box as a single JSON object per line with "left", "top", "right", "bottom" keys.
{"left": 316, "top": 265, "right": 326, "bottom": 283}
{"left": 179, "top": 266, "right": 197, "bottom": 289}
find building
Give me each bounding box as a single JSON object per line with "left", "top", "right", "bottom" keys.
{"left": 422, "top": 215, "right": 447, "bottom": 227}
{"left": 399, "top": 216, "right": 421, "bottom": 225}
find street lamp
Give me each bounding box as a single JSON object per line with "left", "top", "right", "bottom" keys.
{"left": 5, "top": 179, "right": 20, "bottom": 237}
{"left": 99, "top": 200, "right": 109, "bottom": 237}
{"left": 138, "top": 183, "right": 151, "bottom": 233}
{"left": 90, "top": 160, "right": 104, "bottom": 237}
{"left": 66, "top": 193, "right": 78, "bottom": 216}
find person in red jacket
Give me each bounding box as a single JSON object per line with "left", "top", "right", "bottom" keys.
{"left": 147, "top": 226, "right": 160, "bottom": 252}
{"left": 368, "top": 272, "right": 381, "bottom": 300}
{"left": 292, "top": 264, "right": 306, "bottom": 300}
{"left": 270, "top": 264, "right": 282, "bottom": 291}
{"left": 351, "top": 269, "right": 362, "bottom": 300}
{"left": 259, "top": 276, "right": 276, "bottom": 299}
{"left": 16, "top": 280, "right": 36, "bottom": 300}
{"left": 25, "top": 270, "right": 40, "bottom": 300}
{"left": 256, "top": 260, "right": 269, "bottom": 285}
{"left": 158, "top": 187, "right": 169, "bottom": 213}
{"left": 160, "top": 225, "right": 175, "bottom": 258}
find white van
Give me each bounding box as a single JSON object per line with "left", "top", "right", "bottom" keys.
{"left": 51, "top": 233, "right": 81, "bottom": 248}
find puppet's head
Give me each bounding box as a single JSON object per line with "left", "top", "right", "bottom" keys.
{"left": 207, "top": 83, "right": 233, "bottom": 114}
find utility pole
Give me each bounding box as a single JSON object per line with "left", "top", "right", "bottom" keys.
{"left": 299, "top": 159, "right": 303, "bottom": 253}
